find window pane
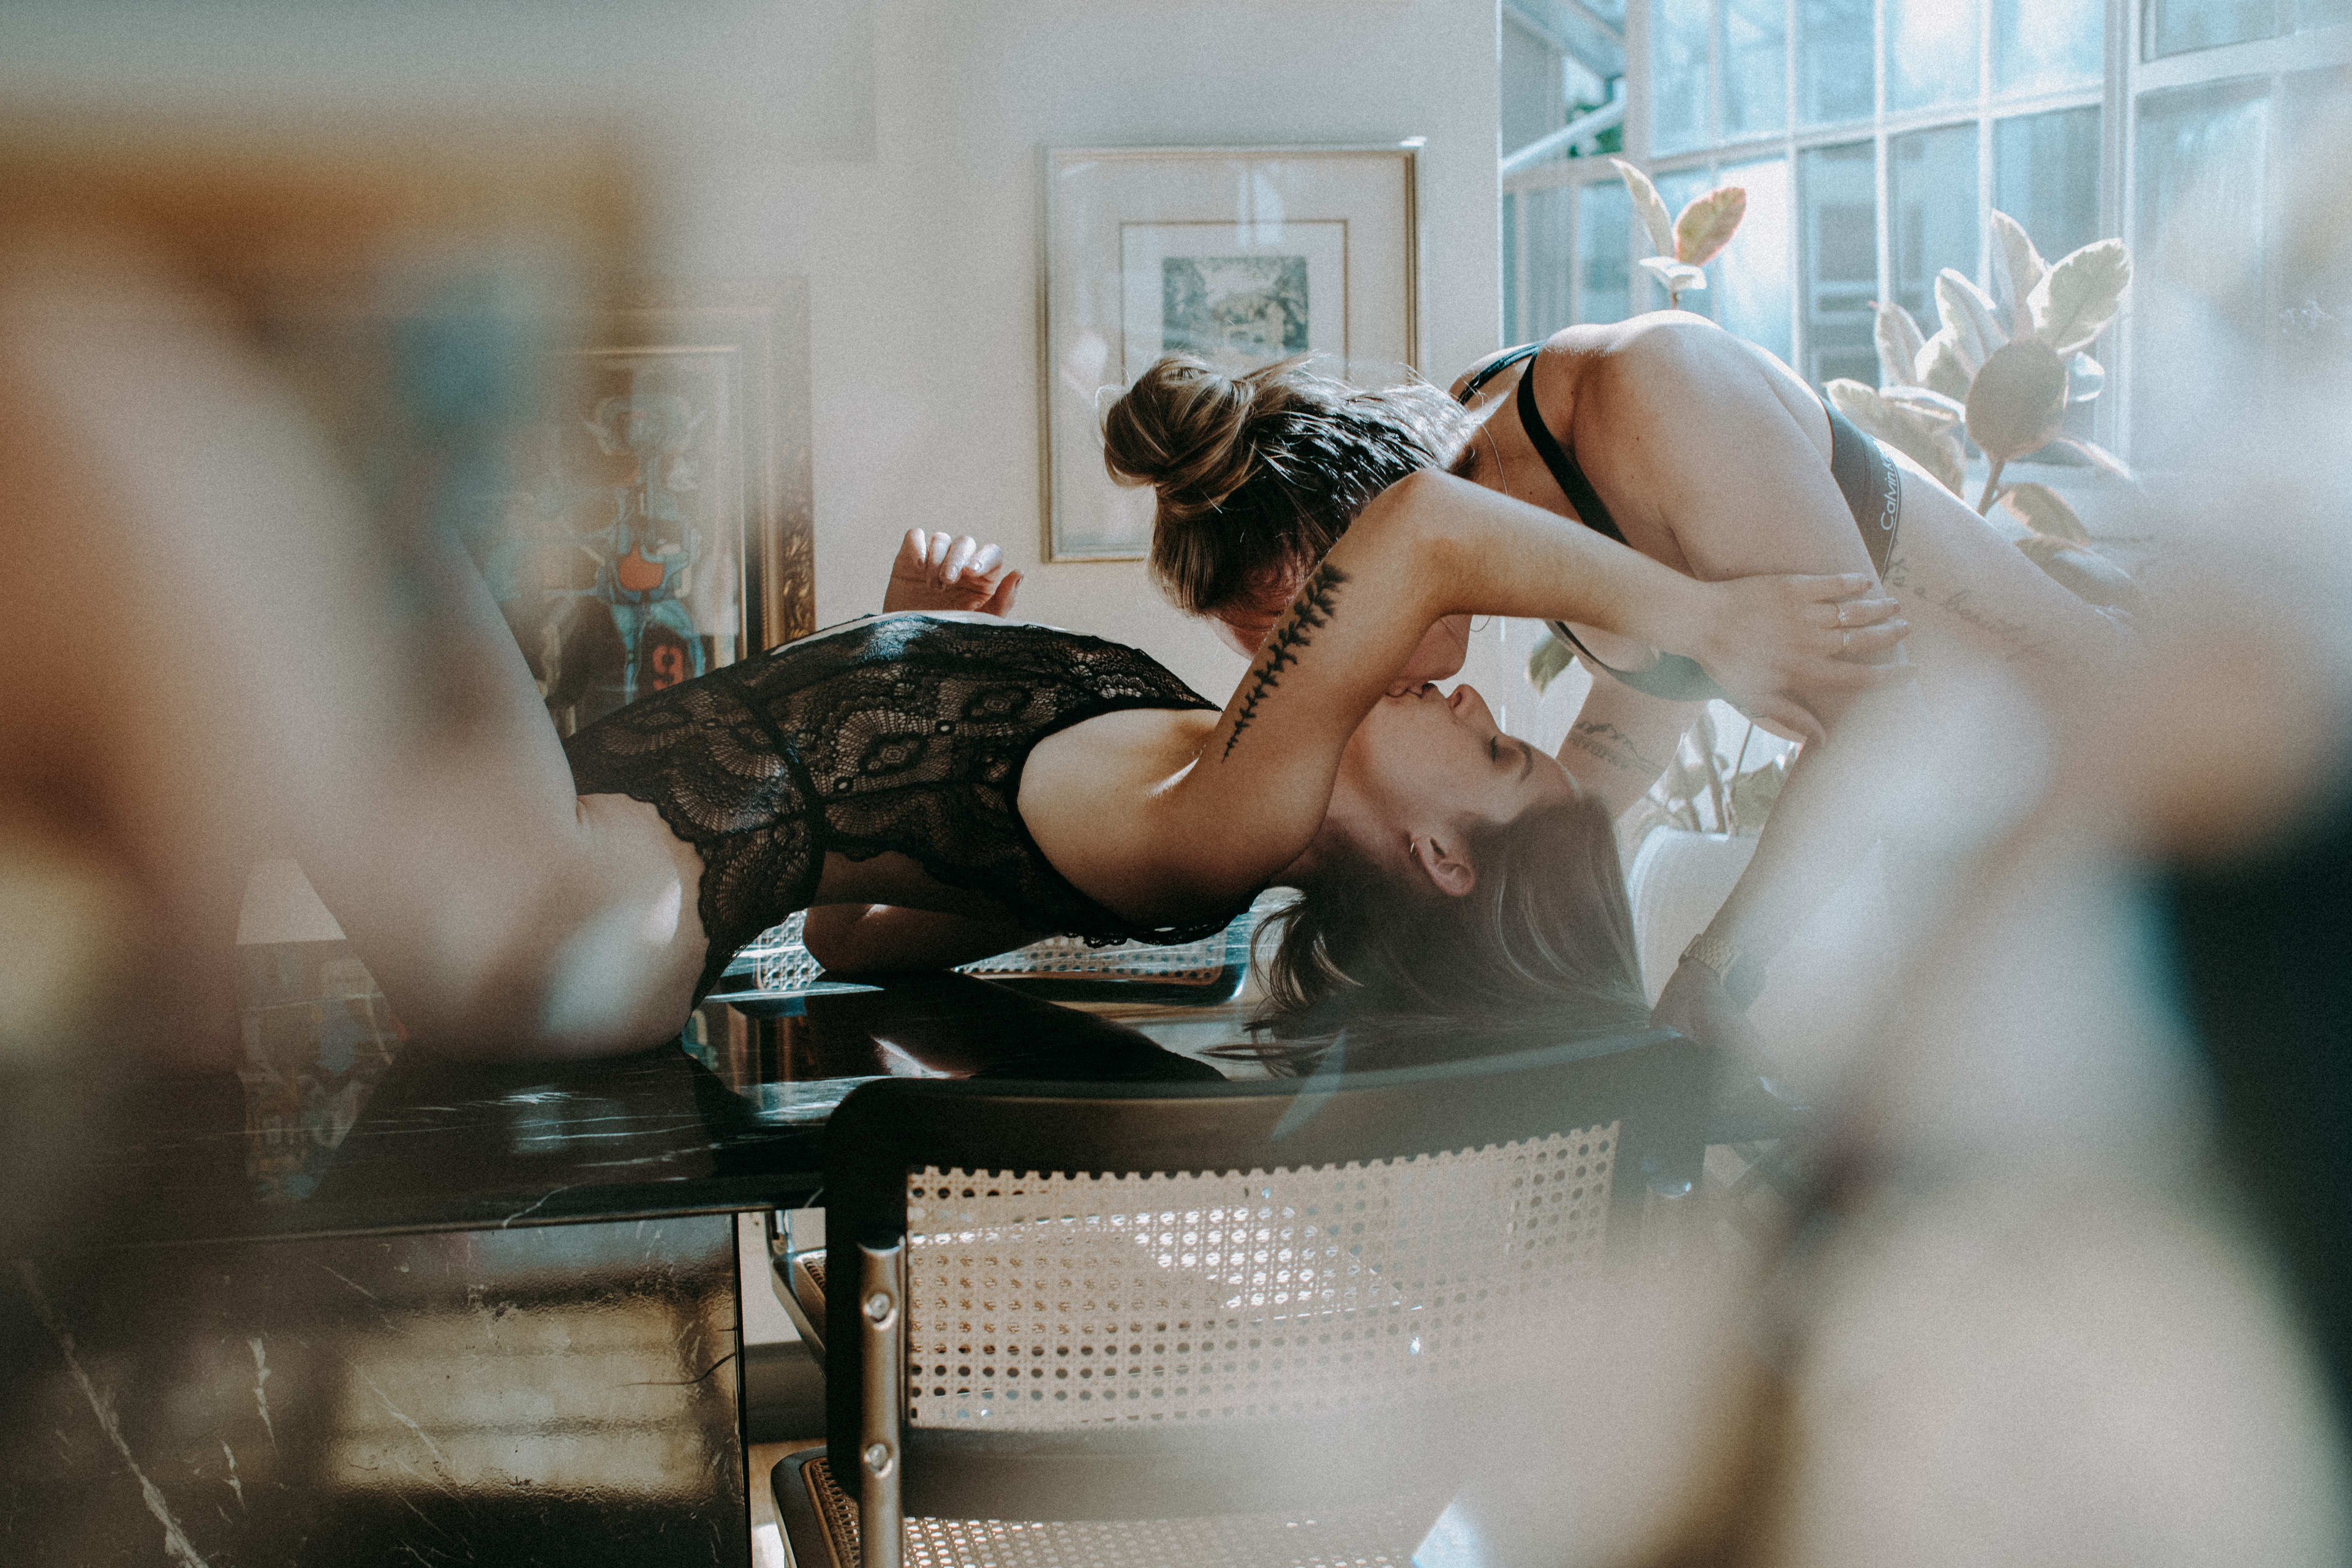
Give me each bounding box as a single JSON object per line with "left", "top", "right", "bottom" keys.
{"left": 1722, "top": 0, "right": 1790, "bottom": 138}
{"left": 1799, "top": 0, "right": 1875, "bottom": 125}
{"left": 1502, "top": 15, "right": 1567, "bottom": 158}
{"left": 1577, "top": 179, "right": 1635, "bottom": 324}
{"left": 2133, "top": 78, "right": 2269, "bottom": 456}
{"left": 1888, "top": 0, "right": 1983, "bottom": 112}
{"left": 1800, "top": 140, "right": 1881, "bottom": 386}
{"left": 1993, "top": 107, "right": 2103, "bottom": 265}
{"left": 1890, "top": 124, "right": 1981, "bottom": 323}
{"left": 1651, "top": 167, "right": 1719, "bottom": 315}
{"left": 1503, "top": 190, "right": 1521, "bottom": 345}
{"left": 1719, "top": 155, "right": 1795, "bottom": 360}
{"left": 1520, "top": 183, "right": 1580, "bottom": 342}
{"left": 2280, "top": 67, "right": 2352, "bottom": 380}
{"left": 1994, "top": 0, "right": 2103, "bottom": 94}
{"left": 2297, "top": 0, "right": 2352, "bottom": 28}
{"left": 1651, "top": 0, "right": 1713, "bottom": 155}
{"left": 2146, "top": 0, "right": 2278, "bottom": 57}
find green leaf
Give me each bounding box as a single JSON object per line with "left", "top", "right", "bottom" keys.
{"left": 1965, "top": 339, "right": 2068, "bottom": 464}
{"left": 1936, "top": 268, "right": 2010, "bottom": 375}
{"left": 1915, "top": 327, "right": 1975, "bottom": 402}
{"left": 1988, "top": 210, "right": 2047, "bottom": 339}
{"left": 1527, "top": 630, "right": 1576, "bottom": 694}
{"left": 1611, "top": 157, "right": 1677, "bottom": 258}
{"left": 2066, "top": 352, "right": 2105, "bottom": 404}
{"left": 2029, "top": 239, "right": 2131, "bottom": 355}
{"left": 1874, "top": 300, "right": 1929, "bottom": 390}
{"left": 2052, "top": 435, "right": 2134, "bottom": 481}
{"left": 1830, "top": 379, "right": 1965, "bottom": 496}
{"left": 1674, "top": 186, "right": 1746, "bottom": 266}
{"left": 1998, "top": 481, "right": 2089, "bottom": 544}
{"left": 2015, "top": 536, "right": 2146, "bottom": 615}
{"left": 1882, "top": 385, "right": 1965, "bottom": 429}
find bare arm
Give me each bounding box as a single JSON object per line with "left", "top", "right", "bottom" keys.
{"left": 1557, "top": 676, "right": 1703, "bottom": 821}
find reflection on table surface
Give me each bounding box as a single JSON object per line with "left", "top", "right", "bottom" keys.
{"left": 6, "top": 942, "right": 1254, "bottom": 1254}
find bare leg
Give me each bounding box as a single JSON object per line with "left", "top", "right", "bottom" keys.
{"left": 0, "top": 234, "right": 701, "bottom": 1059}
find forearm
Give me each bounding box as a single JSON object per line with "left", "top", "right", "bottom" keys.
{"left": 801, "top": 904, "right": 1035, "bottom": 973}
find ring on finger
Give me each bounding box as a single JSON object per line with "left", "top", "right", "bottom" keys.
{"left": 1834, "top": 600, "right": 1850, "bottom": 628}
{"left": 1839, "top": 627, "right": 1852, "bottom": 653}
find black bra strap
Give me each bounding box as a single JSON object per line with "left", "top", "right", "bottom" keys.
{"left": 1515, "top": 359, "right": 1628, "bottom": 547}
{"left": 1457, "top": 342, "right": 1541, "bottom": 402}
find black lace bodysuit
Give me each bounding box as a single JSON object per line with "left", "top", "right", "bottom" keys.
{"left": 562, "top": 614, "right": 1237, "bottom": 1003}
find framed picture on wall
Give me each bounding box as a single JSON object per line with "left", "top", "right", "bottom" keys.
{"left": 1042, "top": 143, "right": 1422, "bottom": 561}
{"left": 488, "top": 281, "right": 816, "bottom": 737}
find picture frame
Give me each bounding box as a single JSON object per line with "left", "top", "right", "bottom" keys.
{"left": 490, "top": 280, "right": 816, "bottom": 737}
{"left": 1041, "top": 143, "right": 1422, "bottom": 561}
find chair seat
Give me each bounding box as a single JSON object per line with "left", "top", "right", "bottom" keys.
{"left": 771, "top": 1448, "right": 1444, "bottom": 1568}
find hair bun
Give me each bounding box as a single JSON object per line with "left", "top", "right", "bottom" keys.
{"left": 1101, "top": 355, "right": 1273, "bottom": 520}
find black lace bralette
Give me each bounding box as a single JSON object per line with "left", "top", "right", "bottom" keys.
{"left": 562, "top": 614, "right": 1239, "bottom": 1003}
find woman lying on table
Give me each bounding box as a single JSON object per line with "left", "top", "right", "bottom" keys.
{"left": 1104, "top": 313, "right": 2126, "bottom": 1054}
{"left": 2, "top": 256, "right": 1899, "bottom": 1066}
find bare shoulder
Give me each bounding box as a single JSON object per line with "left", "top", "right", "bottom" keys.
{"left": 1556, "top": 313, "right": 1758, "bottom": 412}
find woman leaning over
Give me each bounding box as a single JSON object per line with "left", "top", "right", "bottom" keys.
{"left": 1104, "top": 312, "right": 2128, "bottom": 1058}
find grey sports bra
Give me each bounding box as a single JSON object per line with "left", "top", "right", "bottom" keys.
{"left": 1457, "top": 343, "right": 1902, "bottom": 703}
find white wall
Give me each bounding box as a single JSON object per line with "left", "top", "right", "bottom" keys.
{"left": 663, "top": 0, "right": 1505, "bottom": 696}
{"left": 2, "top": 0, "right": 1502, "bottom": 698}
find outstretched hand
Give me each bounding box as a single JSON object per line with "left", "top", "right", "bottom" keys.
{"left": 1692, "top": 573, "right": 1909, "bottom": 742}
{"left": 884, "top": 529, "right": 1023, "bottom": 616}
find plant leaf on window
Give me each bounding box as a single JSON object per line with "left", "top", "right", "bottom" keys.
{"left": 1882, "top": 385, "right": 1966, "bottom": 429}
{"left": 1988, "top": 211, "right": 2048, "bottom": 341}
{"left": 2015, "top": 534, "right": 2145, "bottom": 614}
{"left": 1638, "top": 256, "right": 1709, "bottom": 295}
{"left": 1874, "top": 301, "right": 1930, "bottom": 390}
{"left": 1966, "top": 340, "right": 2069, "bottom": 464}
{"left": 1611, "top": 157, "right": 1678, "bottom": 258}
{"left": 2028, "top": 239, "right": 2132, "bottom": 355}
{"left": 1914, "top": 327, "right": 1976, "bottom": 402}
{"left": 1936, "top": 269, "right": 2010, "bottom": 375}
{"left": 1526, "top": 630, "right": 1576, "bottom": 695}
{"left": 1674, "top": 187, "right": 1746, "bottom": 266}
{"left": 2051, "top": 435, "right": 2135, "bottom": 480}
{"left": 1997, "top": 481, "right": 2090, "bottom": 544}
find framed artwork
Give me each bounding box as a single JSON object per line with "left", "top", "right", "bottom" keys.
{"left": 489, "top": 281, "right": 816, "bottom": 736}
{"left": 1041, "top": 143, "right": 1422, "bottom": 561}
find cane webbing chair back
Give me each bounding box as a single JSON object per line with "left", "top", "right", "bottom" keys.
{"left": 810, "top": 1030, "right": 1708, "bottom": 1553}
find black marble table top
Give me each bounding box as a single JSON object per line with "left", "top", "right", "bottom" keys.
{"left": 4, "top": 972, "right": 1231, "bottom": 1256}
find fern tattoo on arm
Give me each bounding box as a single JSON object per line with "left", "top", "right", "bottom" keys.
{"left": 1221, "top": 561, "right": 1349, "bottom": 761}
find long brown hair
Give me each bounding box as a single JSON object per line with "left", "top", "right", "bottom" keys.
{"left": 1221, "top": 794, "right": 1650, "bottom": 1074}
{"left": 1101, "top": 353, "right": 1474, "bottom": 624}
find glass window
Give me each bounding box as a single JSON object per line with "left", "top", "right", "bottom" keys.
{"left": 1889, "top": 0, "right": 1984, "bottom": 112}
{"left": 1717, "top": 155, "right": 1795, "bottom": 358}
{"left": 1503, "top": 190, "right": 1521, "bottom": 345}
{"left": 1994, "top": 0, "right": 2103, "bottom": 94}
{"left": 1520, "top": 183, "right": 1580, "bottom": 342}
{"left": 1502, "top": 15, "right": 1567, "bottom": 158}
{"left": 1577, "top": 179, "right": 1635, "bottom": 324}
{"left": 1799, "top": 0, "right": 1875, "bottom": 124}
{"left": 1890, "top": 124, "right": 1981, "bottom": 322}
{"left": 2297, "top": 0, "right": 2352, "bottom": 27}
{"left": 1722, "top": 0, "right": 1790, "bottom": 139}
{"left": 1800, "top": 140, "right": 1881, "bottom": 385}
{"left": 1652, "top": 0, "right": 1714, "bottom": 155}
{"left": 2146, "top": 0, "right": 2278, "bottom": 58}
{"left": 1993, "top": 107, "right": 2103, "bottom": 263}
{"left": 2133, "top": 78, "right": 2270, "bottom": 454}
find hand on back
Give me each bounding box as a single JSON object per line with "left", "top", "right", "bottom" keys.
{"left": 884, "top": 529, "right": 1023, "bottom": 616}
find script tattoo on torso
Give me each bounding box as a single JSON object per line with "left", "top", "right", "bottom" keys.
{"left": 1221, "top": 561, "right": 1349, "bottom": 761}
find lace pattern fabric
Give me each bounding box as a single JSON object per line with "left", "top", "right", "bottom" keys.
{"left": 563, "top": 615, "right": 1233, "bottom": 1003}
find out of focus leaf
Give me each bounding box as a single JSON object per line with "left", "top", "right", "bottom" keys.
{"left": 1988, "top": 210, "right": 2048, "bottom": 339}
{"left": 2015, "top": 535, "right": 2146, "bottom": 615}
{"left": 1725, "top": 755, "right": 1788, "bottom": 836}
{"left": 1936, "top": 268, "right": 2010, "bottom": 374}
{"left": 1874, "top": 300, "right": 1929, "bottom": 389}
{"left": 1638, "top": 255, "right": 1709, "bottom": 296}
{"left": 1882, "top": 385, "right": 1965, "bottom": 429}
{"left": 2066, "top": 352, "right": 2105, "bottom": 403}
{"left": 1966, "top": 339, "right": 2068, "bottom": 464}
{"left": 2029, "top": 239, "right": 2131, "bottom": 355}
{"left": 1915, "top": 327, "right": 1975, "bottom": 402}
{"left": 1998, "top": 481, "right": 2089, "bottom": 544}
{"left": 1613, "top": 157, "right": 1678, "bottom": 258}
{"left": 1674, "top": 186, "right": 1746, "bottom": 266}
{"left": 2052, "top": 435, "right": 2134, "bottom": 480}
{"left": 1828, "top": 379, "right": 1964, "bottom": 496}
{"left": 1928, "top": 430, "right": 1967, "bottom": 497}
{"left": 1528, "top": 630, "right": 1575, "bottom": 693}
